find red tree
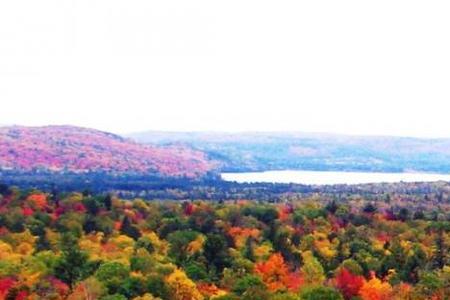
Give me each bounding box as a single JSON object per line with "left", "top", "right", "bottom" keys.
{"left": 334, "top": 268, "right": 365, "bottom": 300}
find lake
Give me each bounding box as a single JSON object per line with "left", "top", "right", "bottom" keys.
{"left": 221, "top": 170, "right": 450, "bottom": 185}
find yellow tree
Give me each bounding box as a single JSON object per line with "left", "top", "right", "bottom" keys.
{"left": 166, "top": 269, "right": 204, "bottom": 300}
{"left": 133, "top": 294, "right": 162, "bottom": 300}
{"left": 300, "top": 251, "right": 326, "bottom": 285}
{"left": 66, "top": 277, "right": 106, "bottom": 300}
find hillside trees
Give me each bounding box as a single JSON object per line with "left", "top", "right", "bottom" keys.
{"left": 0, "top": 186, "right": 448, "bottom": 299}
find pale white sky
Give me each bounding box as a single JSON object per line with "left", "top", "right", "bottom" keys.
{"left": 1, "top": 1, "right": 449, "bottom": 137}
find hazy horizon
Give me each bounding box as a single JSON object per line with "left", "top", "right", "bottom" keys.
{"left": 5, "top": 123, "right": 450, "bottom": 140}
{"left": 1, "top": 1, "right": 450, "bottom": 138}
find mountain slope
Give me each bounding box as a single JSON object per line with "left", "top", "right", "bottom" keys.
{"left": 0, "top": 126, "right": 216, "bottom": 177}
{"left": 128, "top": 131, "right": 450, "bottom": 174}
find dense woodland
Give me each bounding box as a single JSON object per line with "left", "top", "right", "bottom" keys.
{"left": 4, "top": 170, "right": 450, "bottom": 202}
{"left": 0, "top": 185, "right": 449, "bottom": 299}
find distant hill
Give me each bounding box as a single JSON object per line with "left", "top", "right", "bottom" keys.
{"left": 0, "top": 126, "right": 216, "bottom": 177}
{"left": 128, "top": 131, "right": 450, "bottom": 174}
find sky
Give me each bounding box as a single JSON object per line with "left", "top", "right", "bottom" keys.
{"left": 0, "top": 1, "right": 449, "bottom": 137}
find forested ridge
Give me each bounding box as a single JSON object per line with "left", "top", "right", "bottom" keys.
{"left": 129, "top": 131, "right": 450, "bottom": 174}
{"left": 0, "top": 126, "right": 215, "bottom": 177}
{"left": 0, "top": 185, "right": 449, "bottom": 299}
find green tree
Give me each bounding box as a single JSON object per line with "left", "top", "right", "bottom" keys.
{"left": 54, "top": 233, "right": 96, "bottom": 289}
{"left": 184, "top": 261, "right": 208, "bottom": 281}
{"left": 232, "top": 275, "right": 265, "bottom": 296}
{"left": 415, "top": 271, "right": 444, "bottom": 299}
{"left": 104, "top": 194, "right": 112, "bottom": 210}
{"left": 120, "top": 216, "right": 142, "bottom": 240}
{"left": 145, "top": 274, "right": 170, "bottom": 300}
{"left": 242, "top": 236, "right": 255, "bottom": 262}
{"left": 95, "top": 262, "right": 130, "bottom": 294}
{"left": 204, "top": 233, "right": 231, "bottom": 278}
{"left": 300, "top": 286, "right": 343, "bottom": 300}
{"left": 403, "top": 244, "right": 427, "bottom": 283}
{"left": 432, "top": 229, "right": 448, "bottom": 269}
{"left": 100, "top": 294, "right": 127, "bottom": 300}
{"left": 167, "top": 230, "right": 200, "bottom": 265}
{"left": 117, "top": 277, "right": 146, "bottom": 299}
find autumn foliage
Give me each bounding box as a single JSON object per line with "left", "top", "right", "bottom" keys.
{"left": 0, "top": 125, "right": 216, "bottom": 177}
{"left": 334, "top": 268, "right": 365, "bottom": 299}
{"left": 0, "top": 186, "right": 448, "bottom": 299}
{"left": 255, "top": 253, "right": 304, "bottom": 292}
{"left": 359, "top": 272, "right": 393, "bottom": 300}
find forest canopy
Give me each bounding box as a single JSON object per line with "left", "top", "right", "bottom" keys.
{"left": 0, "top": 186, "right": 449, "bottom": 299}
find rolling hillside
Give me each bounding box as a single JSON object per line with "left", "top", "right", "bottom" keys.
{"left": 128, "top": 131, "right": 450, "bottom": 174}
{"left": 0, "top": 126, "right": 216, "bottom": 177}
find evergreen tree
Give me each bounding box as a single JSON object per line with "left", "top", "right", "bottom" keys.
{"left": 54, "top": 233, "right": 96, "bottom": 289}
{"left": 120, "top": 216, "right": 142, "bottom": 240}
{"left": 104, "top": 194, "right": 112, "bottom": 210}
{"left": 243, "top": 236, "right": 255, "bottom": 262}
{"left": 432, "top": 230, "right": 447, "bottom": 269}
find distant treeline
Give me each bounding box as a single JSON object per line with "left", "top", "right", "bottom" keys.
{"left": 1, "top": 170, "right": 450, "bottom": 203}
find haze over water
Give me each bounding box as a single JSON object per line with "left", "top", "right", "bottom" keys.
{"left": 221, "top": 170, "right": 450, "bottom": 185}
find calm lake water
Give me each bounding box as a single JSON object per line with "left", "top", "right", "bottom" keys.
{"left": 221, "top": 170, "right": 450, "bottom": 185}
